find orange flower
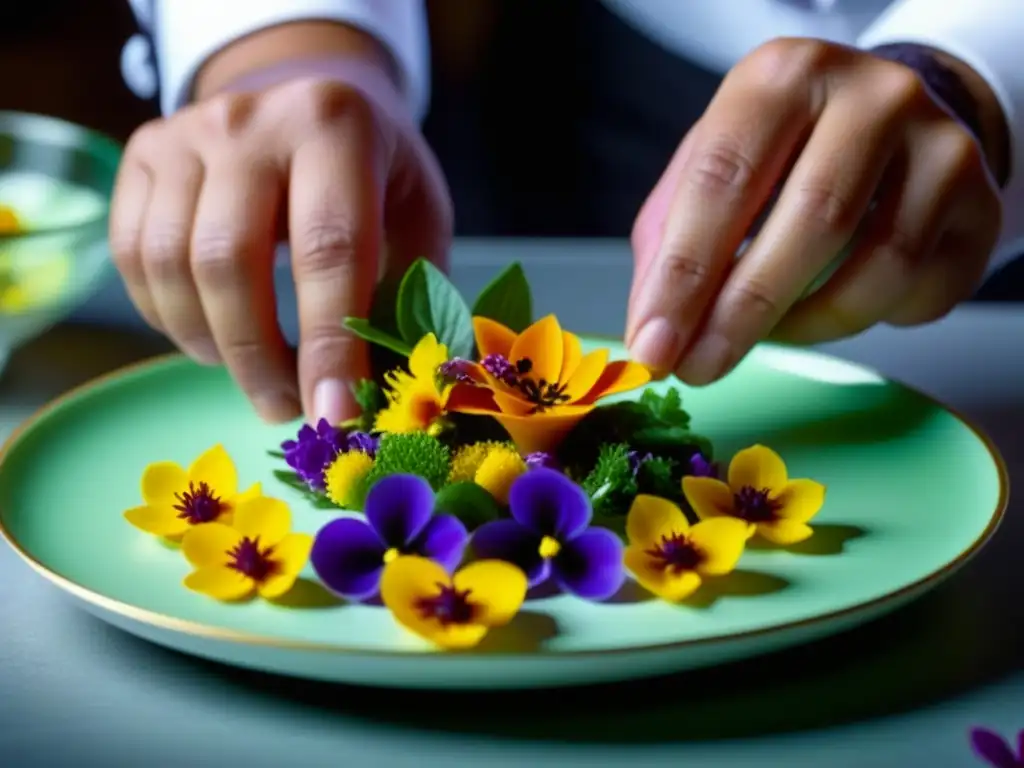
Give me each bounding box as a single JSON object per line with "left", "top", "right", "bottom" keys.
{"left": 446, "top": 314, "right": 650, "bottom": 453}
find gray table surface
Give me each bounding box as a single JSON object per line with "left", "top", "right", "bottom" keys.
{"left": 2, "top": 240, "right": 1021, "bottom": 767}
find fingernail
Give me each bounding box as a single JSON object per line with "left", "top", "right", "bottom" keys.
{"left": 253, "top": 392, "right": 302, "bottom": 423}
{"left": 188, "top": 339, "right": 222, "bottom": 366}
{"left": 678, "top": 334, "right": 733, "bottom": 385}
{"left": 628, "top": 317, "right": 682, "bottom": 373}
{"left": 313, "top": 378, "right": 349, "bottom": 426}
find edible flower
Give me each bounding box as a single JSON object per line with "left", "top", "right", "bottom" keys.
{"left": 525, "top": 452, "right": 560, "bottom": 471}
{"left": 124, "top": 444, "right": 261, "bottom": 539}
{"left": 0, "top": 205, "right": 20, "bottom": 234}
{"left": 310, "top": 474, "right": 468, "bottom": 601}
{"left": 448, "top": 441, "right": 507, "bottom": 483}
{"left": 374, "top": 333, "right": 453, "bottom": 436}
{"left": 446, "top": 315, "right": 651, "bottom": 454}
{"left": 687, "top": 452, "right": 718, "bottom": 478}
{"left": 682, "top": 445, "right": 825, "bottom": 545}
{"left": 473, "top": 444, "right": 527, "bottom": 505}
{"left": 624, "top": 494, "right": 749, "bottom": 601}
{"left": 281, "top": 418, "right": 378, "bottom": 491}
{"left": 380, "top": 555, "right": 527, "bottom": 650}
{"left": 323, "top": 450, "right": 375, "bottom": 508}
{"left": 180, "top": 496, "right": 312, "bottom": 601}
{"left": 470, "top": 467, "right": 625, "bottom": 600}
{"left": 970, "top": 727, "right": 1024, "bottom": 767}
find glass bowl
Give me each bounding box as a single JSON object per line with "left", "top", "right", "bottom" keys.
{"left": 0, "top": 111, "right": 121, "bottom": 370}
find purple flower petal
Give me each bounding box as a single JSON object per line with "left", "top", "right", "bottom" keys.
{"left": 970, "top": 728, "right": 1019, "bottom": 768}
{"left": 1018, "top": 730, "right": 1024, "bottom": 761}
{"left": 525, "top": 452, "right": 560, "bottom": 471}
{"left": 346, "top": 431, "right": 380, "bottom": 457}
{"left": 310, "top": 517, "right": 386, "bottom": 601}
{"left": 364, "top": 474, "right": 434, "bottom": 547}
{"left": 471, "top": 519, "right": 548, "bottom": 586}
{"left": 508, "top": 468, "right": 592, "bottom": 539}
{"left": 552, "top": 527, "right": 625, "bottom": 601}
{"left": 411, "top": 514, "right": 469, "bottom": 573}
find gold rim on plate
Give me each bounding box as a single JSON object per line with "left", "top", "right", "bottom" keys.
{"left": 0, "top": 349, "right": 1010, "bottom": 658}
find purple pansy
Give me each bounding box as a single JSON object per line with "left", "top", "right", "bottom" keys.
{"left": 970, "top": 727, "right": 1024, "bottom": 767}
{"left": 687, "top": 452, "right": 719, "bottom": 478}
{"left": 281, "top": 419, "right": 379, "bottom": 491}
{"left": 470, "top": 468, "right": 625, "bottom": 601}
{"left": 310, "top": 474, "right": 468, "bottom": 601}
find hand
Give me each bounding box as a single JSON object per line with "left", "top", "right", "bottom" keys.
{"left": 626, "top": 38, "right": 1002, "bottom": 384}
{"left": 110, "top": 74, "right": 451, "bottom": 424}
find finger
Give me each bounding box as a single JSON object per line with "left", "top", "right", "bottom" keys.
{"left": 140, "top": 154, "right": 219, "bottom": 362}
{"left": 290, "top": 122, "right": 382, "bottom": 425}
{"left": 626, "top": 45, "right": 822, "bottom": 373}
{"left": 775, "top": 126, "right": 994, "bottom": 341}
{"left": 677, "top": 81, "right": 900, "bottom": 381}
{"left": 109, "top": 157, "right": 161, "bottom": 329}
{"left": 190, "top": 158, "right": 300, "bottom": 423}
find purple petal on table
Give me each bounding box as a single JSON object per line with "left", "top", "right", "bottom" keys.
{"left": 508, "top": 467, "right": 592, "bottom": 539}
{"left": 411, "top": 514, "right": 469, "bottom": 572}
{"left": 471, "top": 519, "right": 548, "bottom": 586}
{"left": 552, "top": 527, "right": 625, "bottom": 601}
{"left": 364, "top": 474, "right": 434, "bottom": 547}
{"left": 310, "top": 517, "right": 386, "bottom": 601}
{"left": 970, "top": 728, "right": 1018, "bottom": 768}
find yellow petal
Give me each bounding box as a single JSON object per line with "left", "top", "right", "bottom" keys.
{"left": 688, "top": 518, "right": 750, "bottom": 575}
{"left": 233, "top": 496, "right": 291, "bottom": 545}
{"left": 270, "top": 533, "right": 314, "bottom": 576}
{"left": 452, "top": 560, "right": 527, "bottom": 627}
{"left": 626, "top": 494, "right": 689, "bottom": 546}
{"left": 624, "top": 546, "right": 703, "bottom": 602}
{"left": 578, "top": 359, "right": 651, "bottom": 403}
{"left": 408, "top": 333, "right": 448, "bottom": 381}
{"left": 561, "top": 349, "right": 611, "bottom": 402}
{"left": 232, "top": 482, "right": 263, "bottom": 505}
{"left": 380, "top": 555, "right": 453, "bottom": 634}
{"left": 183, "top": 566, "right": 254, "bottom": 601}
{"left": 757, "top": 520, "right": 814, "bottom": 545}
{"left": 682, "top": 476, "right": 736, "bottom": 520}
{"left": 424, "top": 623, "right": 490, "bottom": 650}
{"left": 509, "top": 314, "right": 563, "bottom": 384}
{"left": 124, "top": 505, "right": 189, "bottom": 538}
{"left": 559, "top": 331, "right": 583, "bottom": 382}
{"left": 180, "top": 523, "right": 243, "bottom": 568}
{"left": 140, "top": 461, "right": 187, "bottom": 507}
{"left": 491, "top": 405, "right": 594, "bottom": 455}
{"left": 775, "top": 479, "right": 826, "bottom": 523}
{"left": 258, "top": 572, "right": 300, "bottom": 599}
{"left": 473, "top": 316, "right": 517, "bottom": 359}
{"left": 728, "top": 445, "right": 788, "bottom": 493}
{"left": 188, "top": 444, "right": 238, "bottom": 497}
{"left": 491, "top": 390, "right": 537, "bottom": 416}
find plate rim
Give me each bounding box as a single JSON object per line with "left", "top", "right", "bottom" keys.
{"left": 0, "top": 345, "right": 1010, "bottom": 658}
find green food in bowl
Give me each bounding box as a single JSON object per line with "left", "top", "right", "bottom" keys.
{"left": 0, "top": 111, "right": 121, "bottom": 358}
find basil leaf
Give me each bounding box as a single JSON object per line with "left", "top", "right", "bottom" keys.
{"left": 470, "top": 261, "right": 532, "bottom": 333}
{"left": 342, "top": 317, "right": 413, "bottom": 357}
{"left": 395, "top": 259, "right": 474, "bottom": 359}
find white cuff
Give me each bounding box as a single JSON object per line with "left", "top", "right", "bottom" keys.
{"left": 858, "top": 0, "right": 1024, "bottom": 272}
{"left": 126, "top": 0, "right": 430, "bottom": 122}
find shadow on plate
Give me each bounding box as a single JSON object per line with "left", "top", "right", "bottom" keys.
{"left": 747, "top": 524, "right": 866, "bottom": 557}
{"left": 267, "top": 578, "right": 344, "bottom": 610}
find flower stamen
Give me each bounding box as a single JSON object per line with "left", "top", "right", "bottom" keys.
{"left": 481, "top": 354, "right": 519, "bottom": 386}
{"left": 383, "top": 547, "right": 399, "bottom": 564}
{"left": 416, "top": 583, "right": 476, "bottom": 626}
{"left": 733, "top": 486, "right": 781, "bottom": 522}
{"left": 538, "top": 535, "right": 561, "bottom": 559}
{"left": 173, "top": 481, "right": 225, "bottom": 524}
{"left": 646, "top": 532, "right": 703, "bottom": 572}
{"left": 226, "top": 536, "right": 279, "bottom": 583}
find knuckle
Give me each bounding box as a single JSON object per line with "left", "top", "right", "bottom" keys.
{"left": 875, "top": 225, "right": 923, "bottom": 274}
{"left": 790, "top": 184, "right": 859, "bottom": 232}
{"left": 123, "top": 119, "right": 164, "bottom": 159}
{"left": 220, "top": 336, "right": 274, "bottom": 381}
{"left": 294, "top": 218, "right": 359, "bottom": 275}
{"left": 748, "top": 37, "right": 828, "bottom": 85}
{"left": 190, "top": 230, "right": 244, "bottom": 290}
{"left": 726, "top": 277, "right": 782, "bottom": 324}
{"left": 199, "top": 92, "right": 259, "bottom": 138}
{"left": 289, "top": 79, "right": 373, "bottom": 126}
{"left": 141, "top": 227, "right": 191, "bottom": 280}
{"left": 685, "top": 138, "right": 756, "bottom": 198}
{"left": 945, "top": 129, "right": 985, "bottom": 176}
{"left": 658, "top": 250, "right": 714, "bottom": 294}
{"left": 874, "top": 64, "right": 926, "bottom": 112}
{"left": 300, "top": 328, "right": 362, "bottom": 376}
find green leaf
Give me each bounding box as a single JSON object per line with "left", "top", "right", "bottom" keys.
{"left": 395, "top": 259, "right": 474, "bottom": 359}
{"left": 638, "top": 387, "right": 692, "bottom": 430}
{"left": 433, "top": 482, "right": 503, "bottom": 531}
{"left": 266, "top": 450, "right": 285, "bottom": 459}
{"left": 342, "top": 317, "right": 413, "bottom": 357}
{"left": 470, "top": 261, "right": 533, "bottom": 333}
{"left": 271, "top": 470, "right": 339, "bottom": 509}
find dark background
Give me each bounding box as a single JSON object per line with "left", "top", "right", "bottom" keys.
{"left": 1, "top": 0, "right": 1019, "bottom": 299}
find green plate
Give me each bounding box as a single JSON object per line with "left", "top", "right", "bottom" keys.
{"left": 0, "top": 341, "right": 1007, "bottom": 689}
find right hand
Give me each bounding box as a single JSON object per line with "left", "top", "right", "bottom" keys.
{"left": 110, "top": 75, "right": 452, "bottom": 425}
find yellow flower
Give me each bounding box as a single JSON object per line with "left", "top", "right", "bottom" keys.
{"left": 0, "top": 205, "right": 21, "bottom": 234}
{"left": 180, "top": 496, "right": 313, "bottom": 601}
{"left": 473, "top": 445, "right": 526, "bottom": 505}
{"left": 123, "top": 444, "right": 261, "bottom": 540}
{"left": 623, "top": 495, "right": 749, "bottom": 601}
{"left": 380, "top": 555, "right": 527, "bottom": 650}
{"left": 682, "top": 445, "right": 826, "bottom": 545}
{"left": 324, "top": 451, "right": 374, "bottom": 508}
{"left": 448, "top": 441, "right": 506, "bottom": 483}
{"left": 446, "top": 315, "right": 650, "bottom": 454}
{"left": 374, "top": 333, "right": 452, "bottom": 435}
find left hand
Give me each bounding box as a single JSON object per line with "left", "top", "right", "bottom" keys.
{"left": 626, "top": 37, "right": 1003, "bottom": 384}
